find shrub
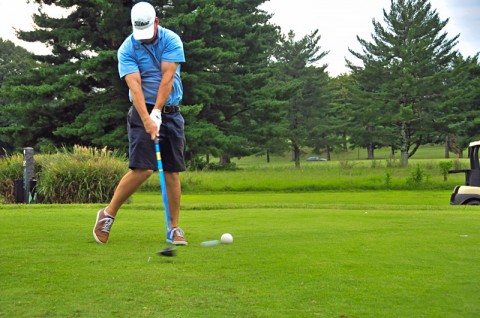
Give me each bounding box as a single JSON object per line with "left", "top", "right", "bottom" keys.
{"left": 186, "top": 156, "right": 238, "bottom": 171}
{"left": 0, "top": 146, "right": 128, "bottom": 204}
{"left": 439, "top": 160, "right": 454, "bottom": 181}
{"left": 338, "top": 160, "right": 356, "bottom": 169}
{"left": 385, "top": 158, "right": 400, "bottom": 168}
{"left": 406, "top": 164, "right": 427, "bottom": 188}
{"left": 384, "top": 171, "right": 392, "bottom": 188}
{"left": 453, "top": 158, "right": 466, "bottom": 171}
{"left": 0, "top": 154, "right": 23, "bottom": 203}
{"left": 37, "top": 146, "right": 128, "bottom": 203}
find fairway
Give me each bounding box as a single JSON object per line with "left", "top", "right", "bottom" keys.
{"left": 1, "top": 191, "right": 479, "bottom": 317}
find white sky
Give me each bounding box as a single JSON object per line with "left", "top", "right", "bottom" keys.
{"left": 1, "top": 0, "right": 479, "bottom": 76}
{"left": 261, "top": 0, "right": 480, "bottom": 76}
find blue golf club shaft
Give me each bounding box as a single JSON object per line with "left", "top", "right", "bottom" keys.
{"left": 154, "top": 137, "right": 171, "bottom": 240}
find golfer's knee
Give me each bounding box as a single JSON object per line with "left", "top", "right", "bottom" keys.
{"left": 145, "top": 169, "right": 154, "bottom": 177}
{"left": 133, "top": 169, "right": 154, "bottom": 179}
{"left": 165, "top": 172, "right": 179, "bottom": 182}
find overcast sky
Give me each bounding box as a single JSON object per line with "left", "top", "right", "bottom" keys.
{"left": 260, "top": 0, "right": 480, "bottom": 75}
{"left": 1, "top": 0, "right": 479, "bottom": 76}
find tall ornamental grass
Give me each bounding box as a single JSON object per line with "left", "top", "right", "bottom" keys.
{"left": 0, "top": 146, "right": 128, "bottom": 204}
{"left": 37, "top": 145, "right": 128, "bottom": 203}
{"left": 0, "top": 153, "right": 24, "bottom": 203}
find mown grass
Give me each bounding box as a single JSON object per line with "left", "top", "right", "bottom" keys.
{"left": 1, "top": 191, "right": 479, "bottom": 317}
{"left": 136, "top": 144, "right": 470, "bottom": 193}
{"left": 237, "top": 143, "right": 458, "bottom": 164}
{"left": 1, "top": 144, "right": 468, "bottom": 201}
{"left": 140, "top": 157, "right": 469, "bottom": 193}
{"left": 1, "top": 144, "right": 477, "bottom": 317}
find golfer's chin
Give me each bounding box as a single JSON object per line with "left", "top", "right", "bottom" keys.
{"left": 140, "top": 36, "right": 155, "bottom": 44}
{"left": 139, "top": 30, "right": 156, "bottom": 44}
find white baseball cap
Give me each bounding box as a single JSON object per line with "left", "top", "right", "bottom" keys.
{"left": 131, "top": 2, "right": 156, "bottom": 40}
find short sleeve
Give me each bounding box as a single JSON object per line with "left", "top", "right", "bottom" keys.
{"left": 118, "top": 36, "right": 140, "bottom": 79}
{"left": 161, "top": 31, "right": 186, "bottom": 63}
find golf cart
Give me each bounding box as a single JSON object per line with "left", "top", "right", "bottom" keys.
{"left": 449, "top": 140, "right": 480, "bottom": 205}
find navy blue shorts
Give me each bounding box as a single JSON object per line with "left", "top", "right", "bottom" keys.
{"left": 127, "top": 105, "right": 186, "bottom": 172}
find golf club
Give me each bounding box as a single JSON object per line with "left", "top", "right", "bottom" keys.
{"left": 157, "top": 246, "right": 176, "bottom": 257}
{"left": 154, "top": 137, "right": 176, "bottom": 257}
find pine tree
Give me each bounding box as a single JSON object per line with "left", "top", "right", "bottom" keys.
{"left": 0, "top": 39, "right": 37, "bottom": 153}
{"left": 440, "top": 54, "right": 480, "bottom": 155}
{"left": 347, "top": 0, "right": 458, "bottom": 166}
{"left": 2, "top": 0, "right": 131, "bottom": 152}
{"left": 168, "top": 0, "right": 280, "bottom": 164}
{"left": 272, "top": 30, "right": 329, "bottom": 168}
{"left": 1, "top": 0, "right": 280, "bottom": 163}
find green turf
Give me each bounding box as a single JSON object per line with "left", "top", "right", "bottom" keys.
{"left": 1, "top": 191, "right": 479, "bottom": 317}
{"left": 141, "top": 157, "right": 470, "bottom": 193}
{"left": 233, "top": 143, "right": 462, "bottom": 166}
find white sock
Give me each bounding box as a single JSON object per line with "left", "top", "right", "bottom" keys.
{"left": 104, "top": 208, "right": 114, "bottom": 219}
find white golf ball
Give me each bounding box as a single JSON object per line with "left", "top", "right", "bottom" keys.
{"left": 221, "top": 233, "right": 233, "bottom": 244}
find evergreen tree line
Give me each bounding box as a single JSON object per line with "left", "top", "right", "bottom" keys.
{"left": 0, "top": 0, "right": 479, "bottom": 167}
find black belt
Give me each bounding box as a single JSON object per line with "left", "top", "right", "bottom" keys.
{"left": 163, "top": 105, "right": 180, "bottom": 113}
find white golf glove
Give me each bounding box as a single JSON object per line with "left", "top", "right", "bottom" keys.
{"left": 150, "top": 109, "right": 162, "bottom": 131}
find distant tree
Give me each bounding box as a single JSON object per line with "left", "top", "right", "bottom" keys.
{"left": 272, "top": 30, "right": 329, "bottom": 168}
{"left": 168, "top": 0, "right": 280, "bottom": 165}
{"left": 251, "top": 79, "right": 292, "bottom": 163}
{"left": 440, "top": 54, "right": 480, "bottom": 156}
{"left": 1, "top": 0, "right": 280, "bottom": 166}
{"left": 1, "top": 0, "right": 130, "bottom": 152}
{"left": 326, "top": 74, "right": 367, "bottom": 159}
{"left": 303, "top": 69, "right": 336, "bottom": 160}
{"left": 347, "top": 0, "right": 459, "bottom": 166}
{"left": 0, "top": 39, "right": 37, "bottom": 84}
{"left": 0, "top": 39, "right": 37, "bottom": 153}
{"left": 342, "top": 70, "right": 397, "bottom": 160}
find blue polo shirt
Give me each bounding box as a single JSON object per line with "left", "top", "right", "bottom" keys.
{"left": 118, "top": 26, "right": 185, "bottom": 106}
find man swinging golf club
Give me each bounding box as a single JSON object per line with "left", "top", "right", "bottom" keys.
{"left": 93, "top": 1, "right": 187, "bottom": 245}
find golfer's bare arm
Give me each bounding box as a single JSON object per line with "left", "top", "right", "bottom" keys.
{"left": 153, "top": 61, "right": 179, "bottom": 110}
{"left": 125, "top": 72, "right": 157, "bottom": 138}
{"left": 124, "top": 62, "right": 178, "bottom": 139}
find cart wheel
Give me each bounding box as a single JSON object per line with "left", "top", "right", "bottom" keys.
{"left": 465, "top": 200, "right": 480, "bottom": 205}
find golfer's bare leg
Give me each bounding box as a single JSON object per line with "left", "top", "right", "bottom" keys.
{"left": 107, "top": 169, "right": 153, "bottom": 217}
{"left": 164, "top": 172, "right": 181, "bottom": 228}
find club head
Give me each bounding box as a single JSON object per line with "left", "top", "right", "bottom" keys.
{"left": 200, "top": 240, "right": 220, "bottom": 247}
{"left": 157, "top": 247, "right": 177, "bottom": 257}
